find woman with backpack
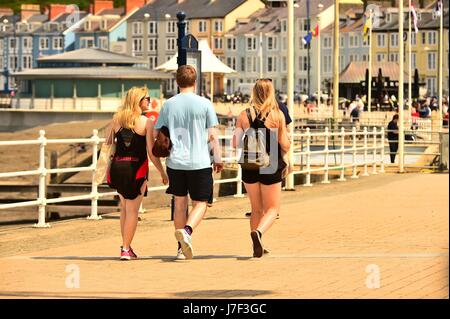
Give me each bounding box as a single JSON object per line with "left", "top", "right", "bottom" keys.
{"left": 232, "top": 79, "right": 291, "bottom": 258}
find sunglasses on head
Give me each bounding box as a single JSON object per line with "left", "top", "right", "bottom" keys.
{"left": 141, "top": 96, "right": 150, "bottom": 102}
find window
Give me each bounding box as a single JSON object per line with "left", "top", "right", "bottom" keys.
{"left": 267, "top": 56, "right": 277, "bottom": 72}
{"left": 301, "top": 18, "right": 309, "bottom": 32}
{"left": 214, "top": 20, "right": 223, "bottom": 32}
{"left": 411, "top": 32, "right": 417, "bottom": 46}
{"left": 80, "top": 37, "right": 94, "bottom": 49}
{"left": 166, "top": 79, "right": 176, "bottom": 92}
{"left": 340, "top": 36, "right": 345, "bottom": 48}
{"left": 323, "top": 36, "right": 332, "bottom": 49}
{"left": 267, "top": 36, "right": 278, "bottom": 51}
{"left": 339, "top": 55, "right": 345, "bottom": 71}
{"left": 377, "top": 34, "right": 386, "bottom": 47}
{"left": 247, "top": 36, "right": 257, "bottom": 51}
{"left": 22, "top": 55, "right": 32, "bottom": 69}
{"left": 148, "top": 38, "right": 158, "bottom": 51}
{"left": 323, "top": 55, "right": 332, "bottom": 73}
{"left": 226, "top": 37, "right": 236, "bottom": 50}
{"left": 411, "top": 53, "right": 417, "bottom": 69}
{"left": 282, "top": 36, "right": 287, "bottom": 51}
{"left": 247, "top": 57, "right": 257, "bottom": 73}
{"left": 362, "top": 54, "right": 368, "bottom": 62}
{"left": 166, "top": 38, "right": 176, "bottom": 51}
{"left": 298, "top": 78, "right": 307, "bottom": 92}
{"left": 0, "top": 56, "right": 3, "bottom": 69}
{"left": 376, "top": 53, "right": 385, "bottom": 62}
{"left": 8, "top": 55, "right": 17, "bottom": 70}
{"left": 281, "top": 19, "right": 287, "bottom": 33}
{"left": 132, "top": 22, "right": 143, "bottom": 35}
{"left": 422, "top": 32, "right": 427, "bottom": 45}
{"left": 427, "top": 52, "right": 436, "bottom": 70}
{"left": 226, "top": 57, "right": 236, "bottom": 70}
{"left": 349, "top": 54, "right": 358, "bottom": 62}
{"left": 282, "top": 56, "right": 287, "bottom": 72}
{"left": 133, "top": 38, "right": 143, "bottom": 52}
{"left": 167, "top": 21, "right": 176, "bottom": 33}
{"left": 198, "top": 20, "right": 207, "bottom": 33}
{"left": 149, "top": 56, "right": 158, "bottom": 70}
{"left": 39, "top": 37, "right": 49, "bottom": 50}
{"left": 99, "top": 37, "right": 108, "bottom": 50}
{"left": 389, "top": 53, "right": 399, "bottom": 62}
{"left": 427, "top": 31, "right": 437, "bottom": 45}
{"left": 349, "top": 34, "right": 359, "bottom": 48}
{"left": 390, "top": 33, "right": 399, "bottom": 47}
{"left": 213, "top": 37, "right": 223, "bottom": 50}
{"left": 166, "top": 38, "right": 178, "bottom": 52}
{"left": 0, "top": 39, "right": 3, "bottom": 51}
{"left": 299, "top": 56, "right": 308, "bottom": 72}
{"left": 426, "top": 77, "right": 436, "bottom": 95}
{"left": 148, "top": 21, "right": 158, "bottom": 35}
{"left": 22, "top": 37, "right": 32, "bottom": 51}
{"left": 53, "top": 37, "right": 64, "bottom": 50}
{"left": 9, "top": 37, "right": 17, "bottom": 50}
{"left": 386, "top": 13, "right": 392, "bottom": 23}
{"left": 240, "top": 57, "right": 245, "bottom": 72}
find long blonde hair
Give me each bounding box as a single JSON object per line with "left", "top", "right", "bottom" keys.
{"left": 114, "top": 86, "right": 147, "bottom": 129}
{"left": 250, "top": 79, "right": 282, "bottom": 124}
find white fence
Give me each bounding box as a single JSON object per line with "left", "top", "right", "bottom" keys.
{"left": 0, "top": 128, "right": 387, "bottom": 227}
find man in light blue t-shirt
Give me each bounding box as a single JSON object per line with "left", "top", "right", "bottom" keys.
{"left": 154, "top": 65, "right": 223, "bottom": 260}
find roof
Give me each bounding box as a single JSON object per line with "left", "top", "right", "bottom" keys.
{"left": 339, "top": 61, "right": 410, "bottom": 83}
{"left": 373, "top": 9, "right": 449, "bottom": 32}
{"left": 37, "top": 48, "right": 146, "bottom": 65}
{"left": 129, "top": 0, "right": 252, "bottom": 21}
{"left": 12, "top": 67, "right": 173, "bottom": 80}
{"left": 98, "top": 8, "right": 125, "bottom": 16}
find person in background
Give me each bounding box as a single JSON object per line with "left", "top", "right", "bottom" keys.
{"left": 387, "top": 114, "right": 399, "bottom": 164}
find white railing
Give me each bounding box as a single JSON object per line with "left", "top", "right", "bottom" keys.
{"left": 0, "top": 128, "right": 388, "bottom": 228}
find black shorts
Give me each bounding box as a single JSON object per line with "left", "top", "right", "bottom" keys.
{"left": 166, "top": 167, "right": 213, "bottom": 202}
{"left": 242, "top": 168, "right": 283, "bottom": 185}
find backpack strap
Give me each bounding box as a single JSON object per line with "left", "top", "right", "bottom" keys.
{"left": 246, "top": 108, "right": 257, "bottom": 129}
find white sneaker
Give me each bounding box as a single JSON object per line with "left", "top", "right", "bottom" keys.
{"left": 175, "top": 229, "right": 194, "bottom": 259}
{"left": 176, "top": 248, "right": 186, "bottom": 260}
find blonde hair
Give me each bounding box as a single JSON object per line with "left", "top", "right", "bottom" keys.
{"left": 250, "top": 79, "right": 282, "bottom": 125}
{"left": 114, "top": 86, "right": 148, "bottom": 129}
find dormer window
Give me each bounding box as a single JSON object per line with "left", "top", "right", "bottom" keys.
{"left": 386, "top": 13, "right": 392, "bottom": 23}
{"left": 101, "top": 19, "right": 108, "bottom": 31}
{"left": 417, "top": 12, "right": 422, "bottom": 21}
{"left": 85, "top": 20, "right": 92, "bottom": 31}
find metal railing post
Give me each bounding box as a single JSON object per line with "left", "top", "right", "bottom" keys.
{"left": 338, "top": 127, "right": 346, "bottom": 181}
{"left": 322, "top": 127, "right": 330, "bottom": 184}
{"left": 362, "top": 127, "right": 369, "bottom": 176}
{"left": 34, "top": 130, "right": 50, "bottom": 228}
{"left": 304, "top": 128, "right": 312, "bottom": 187}
{"left": 380, "top": 127, "right": 385, "bottom": 173}
{"left": 88, "top": 129, "right": 102, "bottom": 220}
{"left": 351, "top": 127, "right": 358, "bottom": 179}
{"left": 372, "top": 127, "right": 378, "bottom": 175}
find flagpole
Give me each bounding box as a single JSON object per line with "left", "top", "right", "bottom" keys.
{"left": 317, "top": 14, "right": 321, "bottom": 108}
{"left": 398, "top": 0, "right": 405, "bottom": 173}
{"left": 368, "top": 9, "right": 373, "bottom": 112}
{"left": 438, "top": 0, "right": 443, "bottom": 132}
{"left": 286, "top": 0, "right": 295, "bottom": 190}
{"left": 408, "top": 0, "right": 412, "bottom": 115}
{"left": 332, "top": 0, "right": 340, "bottom": 127}
{"left": 259, "top": 31, "right": 263, "bottom": 79}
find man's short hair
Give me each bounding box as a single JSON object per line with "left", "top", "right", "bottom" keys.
{"left": 393, "top": 114, "right": 399, "bottom": 120}
{"left": 176, "top": 65, "right": 197, "bottom": 88}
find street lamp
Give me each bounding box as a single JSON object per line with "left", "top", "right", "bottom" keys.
{"left": 143, "top": 13, "right": 150, "bottom": 68}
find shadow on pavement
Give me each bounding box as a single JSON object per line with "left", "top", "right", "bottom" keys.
{"left": 173, "top": 289, "right": 273, "bottom": 298}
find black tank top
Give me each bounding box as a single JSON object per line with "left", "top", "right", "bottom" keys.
{"left": 115, "top": 127, "right": 147, "bottom": 160}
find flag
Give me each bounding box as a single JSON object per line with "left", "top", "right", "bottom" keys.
{"left": 435, "top": 0, "right": 443, "bottom": 16}
{"left": 411, "top": 4, "right": 419, "bottom": 33}
{"left": 363, "top": 14, "right": 372, "bottom": 42}
{"left": 302, "top": 31, "right": 313, "bottom": 45}
{"left": 311, "top": 24, "right": 319, "bottom": 37}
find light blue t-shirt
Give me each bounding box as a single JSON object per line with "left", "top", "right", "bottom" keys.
{"left": 155, "top": 92, "right": 219, "bottom": 170}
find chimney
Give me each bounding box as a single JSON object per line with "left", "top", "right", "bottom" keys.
{"left": 20, "top": 4, "right": 41, "bottom": 21}
{"left": 125, "top": 0, "right": 146, "bottom": 15}
{"left": 48, "top": 4, "right": 68, "bottom": 21}
{"left": 91, "top": 0, "right": 114, "bottom": 15}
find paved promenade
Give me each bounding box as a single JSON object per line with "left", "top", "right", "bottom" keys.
{"left": 0, "top": 173, "right": 448, "bottom": 299}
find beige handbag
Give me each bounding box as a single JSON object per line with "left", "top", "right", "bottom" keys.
{"left": 94, "top": 126, "right": 116, "bottom": 185}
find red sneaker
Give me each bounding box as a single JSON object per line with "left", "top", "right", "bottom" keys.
{"left": 120, "top": 247, "right": 138, "bottom": 260}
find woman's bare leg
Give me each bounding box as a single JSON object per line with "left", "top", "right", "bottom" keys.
{"left": 257, "top": 182, "right": 281, "bottom": 234}
{"left": 243, "top": 182, "right": 263, "bottom": 231}
{"left": 119, "top": 194, "right": 126, "bottom": 243}
{"left": 122, "top": 182, "right": 146, "bottom": 250}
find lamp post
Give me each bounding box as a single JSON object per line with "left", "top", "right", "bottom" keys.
{"left": 2, "top": 18, "right": 8, "bottom": 93}
{"left": 398, "top": 0, "right": 405, "bottom": 173}
{"left": 332, "top": 0, "right": 340, "bottom": 127}
{"left": 143, "top": 13, "right": 150, "bottom": 68}
{"left": 438, "top": 1, "right": 443, "bottom": 132}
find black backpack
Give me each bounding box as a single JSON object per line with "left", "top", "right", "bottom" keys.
{"left": 239, "top": 107, "right": 271, "bottom": 170}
